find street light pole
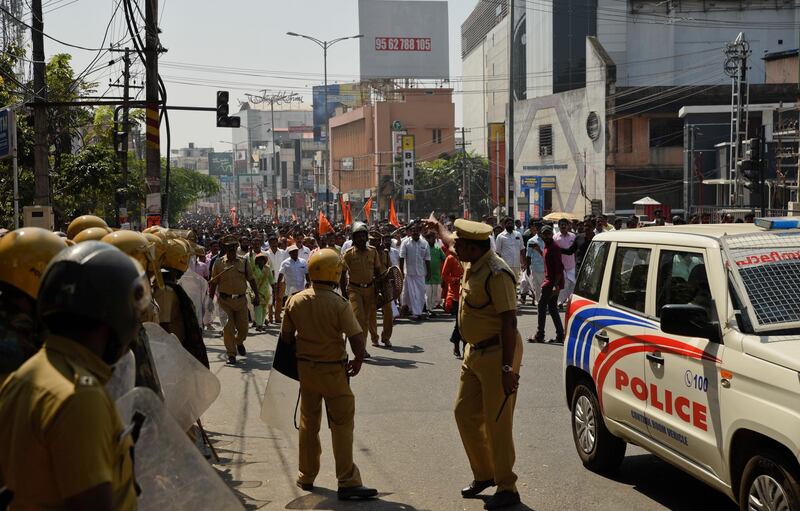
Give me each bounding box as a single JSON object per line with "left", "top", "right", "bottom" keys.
{"left": 287, "top": 31, "right": 363, "bottom": 222}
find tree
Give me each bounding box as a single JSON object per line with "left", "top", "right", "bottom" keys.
{"left": 411, "top": 152, "right": 492, "bottom": 219}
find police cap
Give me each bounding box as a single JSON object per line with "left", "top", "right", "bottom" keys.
{"left": 453, "top": 219, "right": 493, "bottom": 241}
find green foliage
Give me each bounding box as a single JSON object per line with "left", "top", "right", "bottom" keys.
{"left": 163, "top": 166, "right": 220, "bottom": 226}
{"left": 410, "top": 152, "right": 492, "bottom": 219}
{"left": 0, "top": 50, "right": 219, "bottom": 229}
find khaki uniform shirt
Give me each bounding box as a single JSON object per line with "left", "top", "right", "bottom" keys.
{"left": 154, "top": 286, "right": 186, "bottom": 342}
{"left": 0, "top": 335, "right": 137, "bottom": 510}
{"left": 458, "top": 250, "right": 518, "bottom": 344}
{"left": 212, "top": 255, "right": 249, "bottom": 295}
{"left": 342, "top": 246, "right": 384, "bottom": 285}
{"left": 281, "top": 284, "right": 362, "bottom": 362}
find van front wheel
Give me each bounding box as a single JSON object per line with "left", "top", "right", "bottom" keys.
{"left": 570, "top": 383, "right": 626, "bottom": 473}
{"left": 740, "top": 451, "right": 800, "bottom": 511}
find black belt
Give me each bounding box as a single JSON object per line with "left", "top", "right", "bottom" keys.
{"left": 220, "top": 292, "right": 246, "bottom": 299}
{"left": 471, "top": 336, "right": 500, "bottom": 350}
{"left": 350, "top": 281, "right": 373, "bottom": 288}
{"left": 298, "top": 358, "right": 347, "bottom": 365}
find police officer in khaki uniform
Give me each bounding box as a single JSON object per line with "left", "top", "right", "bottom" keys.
{"left": 281, "top": 248, "right": 378, "bottom": 500}
{"left": 0, "top": 228, "right": 67, "bottom": 384}
{"left": 209, "top": 235, "right": 260, "bottom": 364}
{"left": 340, "top": 222, "right": 385, "bottom": 348}
{"left": 0, "top": 242, "right": 148, "bottom": 511}
{"left": 429, "top": 218, "right": 523, "bottom": 510}
{"left": 370, "top": 233, "right": 394, "bottom": 346}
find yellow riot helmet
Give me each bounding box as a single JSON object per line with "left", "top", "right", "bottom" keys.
{"left": 67, "top": 215, "right": 109, "bottom": 240}
{"left": 0, "top": 227, "right": 67, "bottom": 298}
{"left": 102, "top": 230, "right": 164, "bottom": 289}
{"left": 73, "top": 226, "right": 112, "bottom": 243}
{"left": 308, "top": 248, "right": 343, "bottom": 284}
{"left": 163, "top": 239, "right": 190, "bottom": 272}
{"left": 143, "top": 232, "right": 166, "bottom": 265}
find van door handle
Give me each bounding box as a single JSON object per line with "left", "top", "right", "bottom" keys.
{"left": 595, "top": 330, "right": 609, "bottom": 348}
{"left": 646, "top": 352, "right": 665, "bottom": 365}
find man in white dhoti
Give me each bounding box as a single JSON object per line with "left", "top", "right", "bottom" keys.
{"left": 399, "top": 223, "right": 430, "bottom": 321}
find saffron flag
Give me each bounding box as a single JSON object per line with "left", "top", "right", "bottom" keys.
{"left": 230, "top": 207, "right": 238, "bottom": 227}
{"left": 363, "top": 197, "right": 373, "bottom": 220}
{"left": 318, "top": 211, "right": 334, "bottom": 235}
{"left": 389, "top": 199, "right": 400, "bottom": 228}
{"left": 344, "top": 201, "right": 353, "bottom": 226}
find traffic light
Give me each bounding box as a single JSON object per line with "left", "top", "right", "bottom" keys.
{"left": 216, "top": 91, "right": 241, "bottom": 128}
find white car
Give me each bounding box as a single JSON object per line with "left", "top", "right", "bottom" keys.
{"left": 564, "top": 219, "right": 800, "bottom": 511}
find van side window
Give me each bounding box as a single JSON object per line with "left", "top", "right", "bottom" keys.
{"left": 609, "top": 247, "right": 651, "bottom": 313}
{"left": 656, "top": 250, "right": 710, "bottom": 318}
{"left": 574, "top": 241, "right": 609, "bottom": 302}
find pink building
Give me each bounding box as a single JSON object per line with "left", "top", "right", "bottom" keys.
{"left": 329, "top": 88, "right": 455, "bottom": 216}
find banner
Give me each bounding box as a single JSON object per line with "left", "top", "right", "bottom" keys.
{"left": 488, "top": 123, "right": 506, "bottom": 208}
{"left": 401, "top": 135, "right": 415, "bottom": 200}
{"left": 208, "top": 152, "right": 233, "bottom": 176}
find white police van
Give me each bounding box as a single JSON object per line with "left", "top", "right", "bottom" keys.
{"left": 564, "top": 219, "right": 800, "bottom": 511}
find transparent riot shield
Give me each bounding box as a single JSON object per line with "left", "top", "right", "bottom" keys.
{"left": 106, "top": 350, "right": 135, "bottom": 402}
{"left": 260, "top": 364, "right": 300, "bottom": 452}
{"left": 115, "top": 388, "right": 243, "bottom": 511}
{"left": 142, "top": 322, "right": 220, "bottom": 431}
{"left": 178, "top": 270, "right": 208, "bottom": 327}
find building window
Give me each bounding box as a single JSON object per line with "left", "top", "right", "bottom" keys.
{"left": 539, "top": 124, "right": 553, "bottom": 157}
{"left": 432, "top": 129, "right": 443, "bottom": 145}
{"left": 649, "top": 118, "right": 684, "bottom": 148}
{"left": 616, "top": 118, "right": 632, "bottom": 153}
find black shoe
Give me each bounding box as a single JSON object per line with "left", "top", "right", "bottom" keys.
{"left": 227, "top": 356, "right": 237, "bottom": 365}
{"left": 461, "top": 479, "right": 495, "bottom": 498}
{"left": 484, "top": 490, "right": 521, "bottom": 510}
{"left": 527, "top": 334, "right": 545, "bottom": 343}
{"left": 337, "top": 485, "right": 378, "bottom": 500}
{"left": 237, "top": 344, "right": 246, "bottom": 356}
{"left": 296, "top": 480, "right": 313, "bottom": 491}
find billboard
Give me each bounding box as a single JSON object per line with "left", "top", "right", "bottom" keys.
{"left": 358, "top": 0, "right": 449, "bottom": 80}
{"left": 208, "top": 152, "right": 233, "bottom": 176}
{"left": 312, "top": 83, "right": 366, "bottom": 142}
{"left": 488, "top": 123, "right": 506, "bottom": 209}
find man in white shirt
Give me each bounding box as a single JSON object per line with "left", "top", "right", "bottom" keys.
{"left": 266, "top": 235, "right": 288, "bottom": 323}
{"left": 294, "top": 233, "right": 312, "bottom": 261}
{"left": 278, "top": 245, "right": 310, "bottom": 298}
{"left": 495, "top": 217, "right": 525, "bottom": 284}
{"left": 399, "top": 223, "right": 430, "bottom": 320}
{"left": 554, "top": 218, "right": 577, "bottom": 306}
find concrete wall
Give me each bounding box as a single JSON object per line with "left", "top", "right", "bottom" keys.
{"left": 514, "top": 37, "right": 610, "bottom": 218}
{"left": 525, "top": 0, "right": 553, "bottom": 98}
{"left": 461, "top": 16, "right": 509, "bottom": 157}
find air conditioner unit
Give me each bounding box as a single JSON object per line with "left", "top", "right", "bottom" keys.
{"left": 23, "top": 206, "right": 54, "bottom": 230}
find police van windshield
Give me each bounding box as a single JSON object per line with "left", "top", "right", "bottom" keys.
{"left": 724, "top": 231, "right": 800, "bottom": 335}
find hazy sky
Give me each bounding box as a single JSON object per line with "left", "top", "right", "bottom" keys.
{"left": 43, "top": 0, "right": 478, "bottom": 153}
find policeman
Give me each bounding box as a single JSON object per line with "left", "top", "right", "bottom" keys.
{"left": 281, "top": 249, "right": 378, "bottom": 500}
{"left": 0, "top": 228, "right": 67, "bottom": 383}
{"left": 370, "top": 233, "right": 394, "bottom": 346}
{"left": 155, "top": 239, "right": 210, "bottom": 368}
{"left": 209, "top": 234, "right": 259, "bottom": 364}
{"left": 340, "top": 222, "right": 385, "bottom": 348}
{"left": 442, "top": 218, "right": 523, "bottom": 510}
{"left": 0, "top": 242, "right": 148, "bottom": 510}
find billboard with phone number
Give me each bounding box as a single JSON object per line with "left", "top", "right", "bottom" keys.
{"left": 358, "top": 0, "right": 449, "bottom": 80}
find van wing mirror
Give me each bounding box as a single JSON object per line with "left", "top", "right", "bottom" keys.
{"left": 660, "top": 304, "right": 720, "bottom": 343}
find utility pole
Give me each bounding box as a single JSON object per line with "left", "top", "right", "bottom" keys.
{"left": 31, "top": 0, "right": 49, "bottom": 206}
{"left": 458, "top": 126, "right": 471, "bottom": 219}
{"left": 724, "top": 32, "right": 750, "bottom": 207}
{"left": 506, "top": 0, "right": 515, "bottom": 218}
{"left": 144, "top": 0, "right": 161, "bottom": 226}
{"left": 111, "top": 48, "right": 137, "bottom": 226}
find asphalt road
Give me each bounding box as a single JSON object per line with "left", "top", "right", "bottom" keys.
{"left": 201, "top": 303, "right": 737, "bottom": 511}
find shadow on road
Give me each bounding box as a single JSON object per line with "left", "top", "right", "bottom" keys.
{"left": 381, "top": 344, "right": 424, "bottom": 354}
{"left": 285, "top": 487, "right": 431, "bottom": 510}
{"left": 611, "top": 454, "right": 736, "bottom": 511}
{"left": 363, "top": 355, "right": 434, "bottom": 369}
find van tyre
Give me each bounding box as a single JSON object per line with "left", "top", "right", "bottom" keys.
{"left": 739, "top": 450, "right": 800, "bottom": 511}
{"left": 570, "top": 383, "right": 626, "bottom": 474}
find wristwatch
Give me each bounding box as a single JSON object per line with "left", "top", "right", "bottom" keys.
{"left": 502, "top": 365, "right": 514, "bottom": 373}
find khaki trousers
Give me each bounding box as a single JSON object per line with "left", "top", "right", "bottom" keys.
{"left": 219, "top": 295, "right": 248, "bottom": 357}
{"left": 377, "top": 302, "right": 393, "bottom": 342}
{"left": 297, "top": 360, "right": 362, "bottom": 488}
{"left": 454, "top": 333, "right": 523, "bottom": 493}
{"left": 348, "top": 286, "right": 376, "bottom": 343}
{"left": 269, "top": 281, "right": 285, "bottom": 323}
